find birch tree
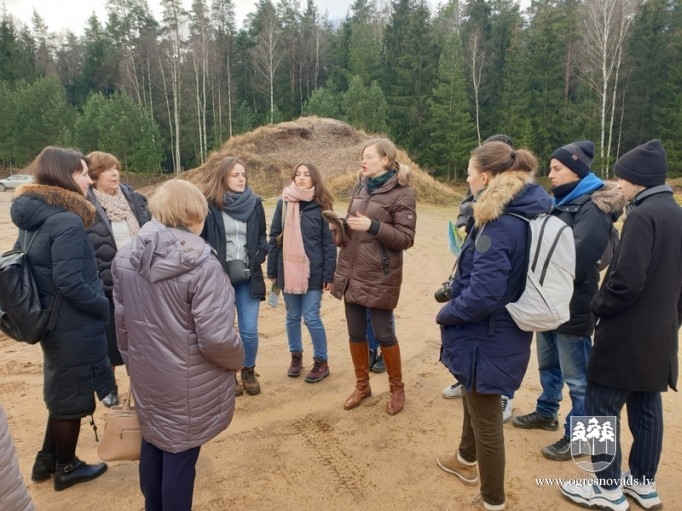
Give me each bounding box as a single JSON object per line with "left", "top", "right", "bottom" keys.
{"left": 466, "top": 25, "right": 486, "bottom": 145}
{"left": 252, "top": 1, "right": 284, "bottom": 124}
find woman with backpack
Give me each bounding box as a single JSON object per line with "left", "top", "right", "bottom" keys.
{"left": 435, "top": 141, "right": 552, "bottom": 511}
{"left": 267, "top": 163, "right": 337, "bottom": 383}
{"left": 86, "top": 151, "right": 151, "bottom": 408}
{"left": 10, "top": 147, "right": 113, "bottom": 491}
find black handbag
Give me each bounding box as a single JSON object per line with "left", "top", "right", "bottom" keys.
{"left": 225, "top": 259, "right": 250, "bottom": 285}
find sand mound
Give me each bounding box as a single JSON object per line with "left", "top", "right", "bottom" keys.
{"left": 156, "top": 117, "right": 460, "bottom": 205}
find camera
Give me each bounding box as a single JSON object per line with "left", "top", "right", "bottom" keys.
{"left": 434, "top": 276, "right": 454, "bottom": 303}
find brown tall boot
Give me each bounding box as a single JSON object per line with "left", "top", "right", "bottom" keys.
{"left": 382, "top": 343, "right": 404, "bottom": 415}
{"left": 343, "top": 341, "right": 372, "bottom": 410}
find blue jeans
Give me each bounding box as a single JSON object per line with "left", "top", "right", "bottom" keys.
{"left": 536, "top": 331, "right": 592, "bottom": 437}
{"left": 233, "top": 281, "right": 261, "bottom": 368}
{"left": 283, "top": 289, "right": 328, "bottom": 361}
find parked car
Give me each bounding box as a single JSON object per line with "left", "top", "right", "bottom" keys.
{"left": 0, "top": 174, "right": 33, "bottom": 191}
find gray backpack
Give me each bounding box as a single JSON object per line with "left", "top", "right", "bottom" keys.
{"left": 504, "top": 214, "right": 576, "bottom": 332}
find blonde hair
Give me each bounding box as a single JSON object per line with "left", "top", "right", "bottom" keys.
{"left": 362, "top": 138, "right": 400, "bottom": 172}
{"left": 149, "top": 179, "right": 208, "bottom": 228}
{"left": 87, "top": 151, "right": 120, "bottom": 181}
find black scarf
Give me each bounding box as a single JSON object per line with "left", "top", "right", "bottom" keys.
{"left": 222, "top": 187, "right": 258, "bottom": 223}
{"left": 367, "top": 170, "right": 395, "bottom": 193}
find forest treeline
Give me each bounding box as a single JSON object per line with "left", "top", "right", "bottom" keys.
{"left": 0, "top": 0, "right": 680, "bottom": 179}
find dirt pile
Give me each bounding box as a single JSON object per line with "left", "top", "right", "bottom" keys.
{"left": 163, "top": 116, "right": 461, "bottom": 205}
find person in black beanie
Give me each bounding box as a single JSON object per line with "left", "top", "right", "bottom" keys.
{"left": 560, "top": 140, "right": 682, "bottom": 510}
{"left": 513, "top": 140, "right": 626, "bottom": 462}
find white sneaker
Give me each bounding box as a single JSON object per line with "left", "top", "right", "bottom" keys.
{"left": 501, "top": 396, "right": 513, "bottom": 423}
{"left": 560, "top": 481, "right": 630, "bottom": 511}
{"left": 622, "top": 472, "right": 662, "bottom": 510}
{"left": 442, "top": 382, "right": 463, "bottom": 399}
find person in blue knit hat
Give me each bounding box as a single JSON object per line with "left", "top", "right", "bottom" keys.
{"left": 560, "top": 140, "right": 682, "bottom": 511}
{"left": 513, "top": 140, "right": 626, "bottom": 462}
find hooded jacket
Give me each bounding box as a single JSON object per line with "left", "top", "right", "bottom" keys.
{"left": 330, "top": 166, "right": 416, "bottom": 310}
{"left": 589, "top": 185, "right": 682, "bottom": 392}
{"left": 438, "top": 171, "right": 553, "bottom": 395}
{"left": 550, "top": 178, "right": 626, "bottom": 336}
{"left": 0, "top": 404, "right": 34, "bottom": 511}
{"left": 10, "top": 184, "right": 113, "bottom": 419}
{"left": 112, "top": 220, "right": 244, "bottom": 453}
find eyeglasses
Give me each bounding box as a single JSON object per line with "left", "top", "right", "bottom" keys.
{"left": 359, "top": 154, "right": 379, "bottom": 163}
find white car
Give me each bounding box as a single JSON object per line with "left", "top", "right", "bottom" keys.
{"left": 0, "top": 174, "right": 34, "bottom": 191}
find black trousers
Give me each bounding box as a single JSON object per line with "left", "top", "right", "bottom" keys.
{"left": 140, "top": 439, "right": 201, "bottom": 511}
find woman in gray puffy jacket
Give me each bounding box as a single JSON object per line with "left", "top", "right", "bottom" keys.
{"left": 0, "top": 403, "right": 34, "bottom": 511}
{"left": 112, "top": 180, "right": 244, "bottom": 511}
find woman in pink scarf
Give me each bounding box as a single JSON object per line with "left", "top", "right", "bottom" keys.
{"left": 267, "top": 163, "right": 337, "bottom": 383}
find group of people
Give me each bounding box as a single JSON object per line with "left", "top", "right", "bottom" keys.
{"left": 435, "top": 138, "right": 681, "bottom": 511}
{"left": 2, "top": 136, "right": 415, "bottom": 510}
{"left": 1, "top": 133, "right": 679, "bottom": 511}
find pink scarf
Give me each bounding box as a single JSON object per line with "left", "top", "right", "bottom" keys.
{"left": 282, "top": 182, "right": 315, "bottom": 294}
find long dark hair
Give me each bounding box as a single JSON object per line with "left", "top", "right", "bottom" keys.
{"left": 26, "top": 146, "right": 89, "bottom": 195}
{"left": 199, "top": 156, "right": 247, "bottom": 209}
{"left": 290, "top": 162, "right": 334, "bottom": 211}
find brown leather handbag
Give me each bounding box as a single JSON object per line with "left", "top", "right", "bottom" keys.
{"left": 97, "top": 387, "right": 142, "bottom": 461}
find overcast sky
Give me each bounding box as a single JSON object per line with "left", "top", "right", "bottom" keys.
{"left": 4, "top": 0, "right": 530, "bottom": 35}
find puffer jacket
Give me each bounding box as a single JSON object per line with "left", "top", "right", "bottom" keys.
{"left": 331, "top": 167, "right": 416, "bottom": 310}
{"left": 267, "top": 198, "right": 337, "bottom": 291}
{"left": 437, "top": 171, "right": 553, "bottom": 395}
{"left": 10, "top": 185, "right": 113, "bottom": 419}
{"left": 551, "top": 180, "right": 626, "bottom": 336}
{"left": 112, "top": 220, "right": 245, "bottom": 453}
{"left": 87, "top": 184, "right": 151, "bottom": 297}
{"left": 0, "top": 404, "right": 34, "bottom": 511}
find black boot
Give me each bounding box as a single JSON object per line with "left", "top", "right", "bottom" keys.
{"left": 31, "top": 451, "right": 55, "bottom": 482}
{"left": 54, "top": 458, "right": 107, "bottom": 491}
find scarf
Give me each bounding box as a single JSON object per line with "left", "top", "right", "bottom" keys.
{"left": 222, "top": 187, "right": 258, "bottom": 222}
{"left": 367, "top": 170, "right": 395, "bottom": 193}
{"left": 281, "top": 182, "right": 315, "bottom": 294}
{"left": 93, "top": 186, "right": 140, "bottom": 238}
{"left": 552, "top": 172, "right": 604, "bottom": 206}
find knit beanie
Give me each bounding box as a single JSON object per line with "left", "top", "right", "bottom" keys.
{"left": 550, "top": 141, "right": 595, "bottom": 179}
{"left": 614, "top": 139, "right": 668, "bottom": 187}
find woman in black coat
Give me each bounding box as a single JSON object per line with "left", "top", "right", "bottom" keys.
{"left": 10, "top": 147, "right": 113, "bottom": 492}
{"left": 86, "top": 151, "right": 150, "bottom": 407}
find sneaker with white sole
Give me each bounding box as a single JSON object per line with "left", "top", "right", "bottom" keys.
{"left": 436, "top": 452, "right": 479, "bottom": 485}
{"left": 560, "top": 481, "right": 630, "bottom": 511}
{"left": 622, "top": 472, "right": 662, "bottom": 510}
{"left": 501, "top": 396, "right": 513, "bottom": 423}
{"left": 443, "top": 382, "right": 463, "bottom": 399}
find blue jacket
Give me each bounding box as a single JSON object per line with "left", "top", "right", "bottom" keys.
{"left": 10, "top": 184, "right": 113, "bottom": 418}
{"left": 266, "top": 198, "right": 337, "bottom": 291}
{"left": 437, "top": 171, "right": 552, "bottom": 395}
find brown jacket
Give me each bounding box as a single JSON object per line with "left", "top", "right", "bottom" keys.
{"left": 331, "top": 167, "right": 416, "bottom": 309}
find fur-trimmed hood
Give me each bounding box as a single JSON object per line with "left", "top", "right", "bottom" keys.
{"left": 473, "top": 171, "right": 551, "bottom": 227}
{"left": 11, "top": 183, "right": 96, "bottom": 230}
{"left": 591, "top": 181, "right": 627, "bottom": 220}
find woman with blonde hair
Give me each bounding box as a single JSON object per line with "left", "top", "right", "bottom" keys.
{"left": 200, "top": 157, "right": 268, "bottom": 395}
{"left": 86, "top": 151, "right": 150, "bottom": 407}
{"left": 267, "top": 162, "right": 337, "bottom": 382}
{"left": 330, "top": 138, "right": 416, "bottom": 416}
{"left": 435, "top": 142, "right": 553, "bottom": 511}
{"left": 112, "top": 179, "right": 244, "bottom": 511}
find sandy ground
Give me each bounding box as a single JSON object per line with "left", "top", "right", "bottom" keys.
{"left": 1, "top": 191, "right": 681, "bottom": 511}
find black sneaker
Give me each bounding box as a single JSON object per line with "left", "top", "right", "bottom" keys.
{"left": 542, "top": 436, "right": 591, "bottom": 461}
{"left": 511, "top": 411, "right": 559, "bottom": 431}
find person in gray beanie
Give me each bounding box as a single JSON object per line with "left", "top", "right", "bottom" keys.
{"left": 560, "top": 140, "right": 682, "bottom": 510}
{"left": 513, "top": 140, "right": 626, "bottom": 463}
